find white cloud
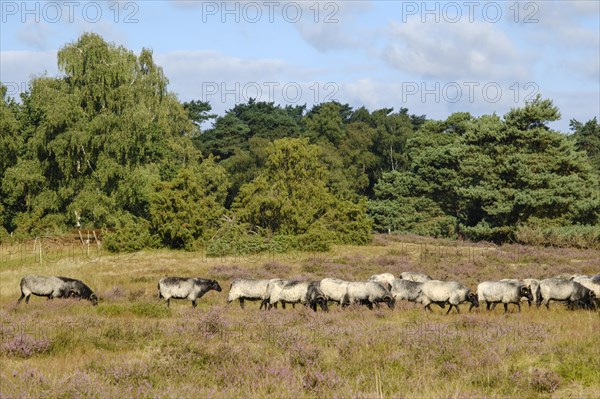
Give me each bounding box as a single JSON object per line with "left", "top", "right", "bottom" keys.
{"left": 382, "top": 20, "right": 528, "bottom": 82}
{"left": 15, "top": 23, "right": 55, "bottom": 50}
{"left": 0, "top": 50, "right": 59, "bottom": 98}
{"left": 292, "top": 1, "right": 372, "bottom": 52}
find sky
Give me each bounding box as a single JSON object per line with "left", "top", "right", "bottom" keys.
{"left": 1, "top": 0, "right": 599, "bottom": 132}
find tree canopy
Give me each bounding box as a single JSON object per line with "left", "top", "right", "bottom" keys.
{"left": 1, "top": 33, "right": 598, "bottom": 250}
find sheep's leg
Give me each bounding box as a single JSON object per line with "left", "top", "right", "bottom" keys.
{"left": 445, "top": 305, "right": 453, "bottom": 315}
{"left": 486, "top": 302, "right": 492, "bottom": 311}
{"left": 192, "top": 300, "right": 197, "bottom": 308}
{"left": 166, "top": 298, "right": 170, "bottom": 308}
{"left": 17, "top": 293, "right": 25, "bottom": 304}
{"left": 239, "top": 298, "right": 245, "bottom": 309}
{"left": 503, "top": 303, "right": 509, "bottom": 314}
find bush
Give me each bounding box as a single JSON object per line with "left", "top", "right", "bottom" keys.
{"left": 516, "top": 223, "right": 600, "bottom": 249}
{"left": 103, "top": 217, "right": 160, "bottom": 253}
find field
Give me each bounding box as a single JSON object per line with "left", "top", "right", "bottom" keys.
{"left": 1, "top": 235, "right": 599, "bottom": 399}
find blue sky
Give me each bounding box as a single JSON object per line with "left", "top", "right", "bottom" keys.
{"left": 1, "top": 0, "right": 598, "bottom": 132}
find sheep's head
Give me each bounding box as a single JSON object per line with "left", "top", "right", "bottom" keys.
{"left": 211, "top": 280, "right": 222, "bottom": 292}
{"left": 468, "top": 292, "right": 479, "bottom": 308}
{"left": 385, "top": 295, "right": 395, "bottom": 309}
{"left": 521, "top": 285, "right": 533, "bottom": 302}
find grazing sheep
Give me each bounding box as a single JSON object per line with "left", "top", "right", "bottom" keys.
{"left": 319, "top": 278, "right": 350, "bottom": 305}
{"left": 306, "top": 282, "right": 329, "bottom": 312}
{"left": 478, "top": 281, "right": 533, "bottom": 313}
{"left": 158, "top": 277, "right": 222, "bottom": 307}
{"left": 522, "top": 279, "right": 541, "bottom": 307}
{"left": 228, "top": 278, "right": 282, "bottom": 310}
{"left": 264, "top": 279, "right": 289, "bottom": 309}
{"left": 400, "top": 272, "right": 432, "bottom": 282}
{"left": 570, "top": 274, "right": 590, "bottom": 282}
{"left": 538, "top": 278, "right": 596, "bottom": 310}
{"left": 390, "top": 279, "right": 429, "bottom": 305}
{"left": 575, "top": 277, "right": 600, "bottom": 296}
{"left": 18, "top": 275, "right": 98, "bottom": 305}
{"left": 269, "top": 281, "right": 328, "bottom": 312}
{"left": 499, "top": 278, "right": 541, "bottom": 307}
{"left": 341, "top": 282, "right": 395, "bottom": 310}
{"left": 420, "top": 280, "right": 479, "bottom": 314}
{"left": 368, "top": 273, "right": 395, "bottom": 290}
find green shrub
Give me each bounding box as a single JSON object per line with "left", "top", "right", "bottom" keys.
{"left": 103, "top": 217, "right": 160, "bottom": 253}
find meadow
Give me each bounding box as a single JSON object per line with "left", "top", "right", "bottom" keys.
{"left": 0, "top": 235, "right": 599, "bottom": 399}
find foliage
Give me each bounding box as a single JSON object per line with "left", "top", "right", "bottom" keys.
{"left": 233, "top": 138, "right": 372, "bottom": 246}
{"left": 102, "top": 216, "right": 159, "bottom": 253}
{"left": 457, "top": 96, "right": 599, "bottom": 242}
{"left": 570, "top": 117, "right": 600, "bottom": 174}
{"left": 370, "top": 97, "right": 600, "bottom": 245}
{"left": 2, "top": 33, "right": 598, "bottom": 251}
{"left": 149, "top": 158, "right": 229, "bottom": 250}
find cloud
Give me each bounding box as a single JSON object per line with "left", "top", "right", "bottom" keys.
{"left": 156, "top": 50, "right": 296, "bottom": 112}
{"left": 382, "top": 20, "right": 528, "bottom": 82}
{"left": 0, "top": 50, "right": 59, "bottom": 97}
{"left": 15, "top": 23, "right": 55, "bottom": 50}
{"left": 156, "top": 50, "right": 289, "bottom": 82}
{"left": 168, "top": 0, "right": 372, "bottom": 52}
{"left": 292, "top": 1, "right": 372, "bottom": 52}
{"left": 521, "top": 1, "right": 599, "bottom": 82}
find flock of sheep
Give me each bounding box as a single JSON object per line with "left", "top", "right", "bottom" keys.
{"left": 16, "top": 271, "right": 599, "bottom": 314}
{"left": 227, "top": 272, "right": 598, "bottom": 314}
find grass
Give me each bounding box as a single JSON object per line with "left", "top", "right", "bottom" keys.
{"left": 0, "top": 234, "right": 599, "bottom": 398}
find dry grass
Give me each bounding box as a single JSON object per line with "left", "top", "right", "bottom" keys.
{"left": 0, "top": 235, "right": 599, "bottom": 398}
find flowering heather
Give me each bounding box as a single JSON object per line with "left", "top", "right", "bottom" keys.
{"left": 2, "top": 334, "right": 51, "bottom": 358}
{"left": 0, "top": 236, "right": 598, "bottom": 398}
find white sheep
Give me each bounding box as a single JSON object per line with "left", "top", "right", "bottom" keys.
{"left": 367, "top": 273, "right": 395, "bottom": 290}
{"left": 227, "top": 278, "right": 282, "bottom": 310}
{"left": 319, "top": 278, "right": 350, "bottom": 305}
{"left": 420, "top": 280, "right": 478, "bottom": 314}
{"left": 477, "top": 281, "right": 533, "bottom": 313}
{"left": 341, "top": 281, "right": 395, "bottom": 310}
{"left": 390, "top": 279, "right": 426, "bottom": 304}
{"left": 400, "top": 272, "right": 432, "bottom": 282}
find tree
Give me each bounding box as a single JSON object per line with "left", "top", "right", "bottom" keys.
{"left": 149, "top": 157, "right": 229, "bottom": 250}
{"left": 183, "top": 100, "right": 216, "bottom": 128}
{"left": 456, "top": 97, "right": 599, "bottom": 241}
{"left": 369, "top": 98, "right": 599, "bottom": 244}
{"left": 304, "top": 102, "right": 346, "bottom": 145}
{"left": 233, "top": 138, "right": 372, "bottom": 246}
{"left": 368, "top": 171, "right": 456, "bottom": 237}
{"left": 570, "top": 117, "right": 600, "bottom": 174}
{"left": 2, "top": 33, "right": 197, "bottom": 235}
{"left": 0, "top": 85, "right": 22, "bottom": 236}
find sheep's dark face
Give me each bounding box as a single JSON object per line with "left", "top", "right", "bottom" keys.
{"left": 468, "top": 292, "right": 479, "bottom": 308}
{"left": 385, "top": 296, "right": 395, "bottom": 309}
{"left": 588, "top": 291, "right": 597, "bottom": 310}
{"left": 211, "top": 281, "right": 222, "bottom": 292}
{"left": 90, "top": 293, "right": 99, "bottom": 306}
{"left": 521, "top": 286, "right": 533, "bottom": 302}
{"left": 317, "top": 296, "right": 328, "bottom": 312}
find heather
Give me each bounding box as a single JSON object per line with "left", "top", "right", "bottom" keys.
{"left": 0, "top": 236, "right": 599, "bottom": 398}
